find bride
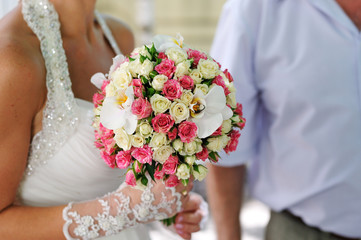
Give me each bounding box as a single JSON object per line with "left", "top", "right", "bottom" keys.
{"left": 0, "top": 0, "right": 205, "bottom": 239}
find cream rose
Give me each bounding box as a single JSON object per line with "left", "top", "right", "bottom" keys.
{"left": 185, "top": 155, "right": 196, "bottom": 165}
{"left": 150, "top": 94, "right": 171, "bottom": 114}
{"left": 194, "top": 84, "right": 209, "bottom": 96}
{"left": 174, "top": 60, "right": 191, "bottom": 79}
{"left": 105, "top": 82, "right": 117, "bottom": 97}
{"left": 227, "top": 92, "right": 237, "bottom": 108}
{"left": 169, "top": 101, "right": 189, "bottom": 123}
{"left": 193, "top": 165, "right": 208, "bottom": 181}
{"left": 222, "top": 119, "right": 232, "bottom": 134}
{"left": 151, "top": 74, "right": 168, "bottom": 91}
{"left": 138, "top": 121, "right": 153, "bottom": 138}
{"left": 140, "top": 59, "right": 154, "bottom": 77}
{"left": 111, "top": 66, "right": 132, "bottom": 89}
{"left": 114, "top": 128, "right": 131, "bottom": 151}
{"left": 227, "top": 82, "right": 236, "bottom": 93}
{"left": 197, "top": 59, "right": 220, "bottom": 79}
{"left": 231, "top": 115, "right": 241, "bottom": 123}
{"left": 172, "top": 139, "right": 184, "bottom": 152}
{"left": 131, "top": 133, "right": 145, "bottom": 148}
{"left": 165, "top": 47, "right": 188, "bottom": 65}
{"left": 153, "top": 145, "right": 174, "bottom": 164}
{"left": 180, "top": 90, "right": 194, "bottom": 106}
{"left": 149, "top": 132, "right": 168, "bottom": 148}
{"left": 176, "top": 164, "right": 191, "bottom": 180}
{"left": 207, "top": 135, "right": 230, "bottom": 152}
{"left": 181, "top": 139, "right": 202, "bottom": 156}
{"left": 189, "top": 69, "right": 203, "bottom": 84}
{"left": 128, "top": 59, "right": 142, "bottom": 78}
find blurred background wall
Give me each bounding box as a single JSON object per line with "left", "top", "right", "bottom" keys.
{"left": 96, "top": 0, "right": 227, "bottom": 52}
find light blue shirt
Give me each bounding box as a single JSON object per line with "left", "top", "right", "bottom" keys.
{"left": 211, "top": 0, "right": 361, "bottom": 237}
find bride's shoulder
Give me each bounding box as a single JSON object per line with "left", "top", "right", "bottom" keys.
{"left": 100, "top": 13, "right": 135, "bottom": 55}
{"left": 0, "top": 20, "right": 46, "bottom": 113}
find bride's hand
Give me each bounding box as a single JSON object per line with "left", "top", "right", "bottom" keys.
{"left": 174, "top": 192, "right": 208, "bottom": 240}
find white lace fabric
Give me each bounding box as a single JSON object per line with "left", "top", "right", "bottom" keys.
{"left": 63, "top": 180, "right": 182, "bottom": 240}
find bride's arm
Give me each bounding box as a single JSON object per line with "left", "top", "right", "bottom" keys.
{"left": 0, "top": 39, "right": 192, "bottom": 240}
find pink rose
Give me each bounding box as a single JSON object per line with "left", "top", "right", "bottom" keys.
{"left": 196, "top": 146, "right": 209, "bottom": 161}
{"left": 213, "top": 75, "right": 231, "bottom": 96}
{"left": 178, "top": 75, "right": 194, "bottom": 90}
{"left": 100, "top": 150, "right": 116, "bottom": 168}
{"left": 93, "top": 93, "right": 104, "bottom": 108}
{"left": 167, "top": 127, "right": 178, "bottom": 141}
{"left": 101, "top": 80, "right": 110, "bottom": 95}
{"left": 165, "top": 174, "right": 180, "bottom": 188}
{"left": 162, "top": 79, "right": 183, "bottom": 100}
{"left": 134, "top": 161, "right": 143, "bottom": 173}
{"left": 187, "top": 49, "right": 207, "bottom": 67}
{"left": 223, "top": 69, "right": 234, "bottom": 82}
{"left": 152, "top": 113, "right": 175, "bottom": 133}
{"left": 235, "top": 103, "right": 243, "bottom": 116}
{"left": 155, "top": 59, "right": 176, "bottom": 78}
{"left": 99, "top": 123, "right": 114, "bottom": 139}
{"left": 237, "top": 117, "right": 246, "bottom": 130}
{"left": 131, "top": 98, "right": 152, "bottom": 119}
{"left": 132, "top": 79, "right": 144, "bottom": 98}
{"left": 115, "top": 150, "right": 132, "bottom": 169}
{"left": 125, "top": 171, "right": 137, "bottom": 187}
{"left": 163, "top": 155, "right": 179, "bottom": 175}
{"left": 102, "top": 138, "right": 116, "bottom": 155}
{"left": 178, "top": 121, "right": 198, "bottom": 143}
{"left": 211, "top": 126, "right": 222, "bottom": 136}
{"left": 224, "top": 130, "right": 241, "bottom": 154}
{"left": 158, "top": 52, "right": 167, "bottom": 59}
{"left": 154, "top": 165, "right": 165, "bottom": 180}
{"left": 131, "top": 145, "right": 153, "bottom": 164}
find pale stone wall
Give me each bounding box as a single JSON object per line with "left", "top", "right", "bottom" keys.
{"left": 96, "top": 0, "right": 227, "bottom": 52}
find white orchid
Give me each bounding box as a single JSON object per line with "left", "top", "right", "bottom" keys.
{"left": 152, "top": 33, "right": 185, "bottom": 52}
{"left": 190, "top": 85, "right": 233, "bottom": 138}
{"left": 100, "top": 86, "right": 138, "bottom": 134}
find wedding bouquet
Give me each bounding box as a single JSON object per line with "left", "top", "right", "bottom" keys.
{"left": 92, "top": 34, "right": 245, "bottom": 190}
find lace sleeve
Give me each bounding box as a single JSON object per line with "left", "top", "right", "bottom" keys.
{"left": 62, "top": 179, "right": 182, "bottom": 240}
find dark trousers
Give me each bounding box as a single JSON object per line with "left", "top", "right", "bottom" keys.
{"left": 265, "top": 211, "right": 360, "bottom": 240}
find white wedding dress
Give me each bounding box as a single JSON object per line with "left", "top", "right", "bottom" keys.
{"left": 16, "top": 0, "right": 150, "bottom": 239}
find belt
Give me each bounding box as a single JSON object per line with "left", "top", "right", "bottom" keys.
{"left": 282, "top": 211, "right": 360, "bottom": 240}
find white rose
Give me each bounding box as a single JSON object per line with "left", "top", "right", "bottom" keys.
{"left": 193, "top": 164, "right": 208, "bottom": 181}
{"left": 180, "top": 90, "right": 194, "bottom": 106}
{"left": 222, "top": 119, "right": 232, "bottom": 134}
{"left": 166, "top": 47, "right": 188, "bottom": 65}
{"left": 150, "top": 94, "right": 171, "bottom": 114}
{"left": 174, "top": 60, "right": 191, "bottom": 78}
{"left": 172, "top": 139, "right": 184, "bottom": 152}
{"left": 169, "top": 101, "right": 189, "bottom": 123}
{"left": 138, "top": 121, "right": 153, "bottom": 138}
{"left": 181, "top": 140, "right": 200, "bottom": 156}
{"left": 140, "top": 59, "right": 154, "bottom": 77}
{"left": 207, "top": 135, "right": 230, "bottom": 152}
{"left": 149, "top": 132, "right": 168, "bottom": 148}
{"left": 131, "top": 133, "right": 145, "bottom": 148}
{"left": 219, "top": 72, "right": 230, "bottom": 85}
{"left": 227, "top": 82, "right": 236, "bottom": 93}
{"left": 132, "top": 45, "right": 152, "bottom": 59}
{"left": 151, "top": 74, "right": 168, "bottom": 91}
{"left": 128, "top": 59, "right": 142, "bottom": 77}
{"left": 111, "top": 67, "right": 132, "bottom": 89}
{"left": 194, "top": 84, "right": 209, "bottom": 96}
{"left": 189, "top": 69, "right": 203, "bottom": 84}
{"left": 197, "top": 59, "right": 220, "bottom": 79}
{"left": 185, "top": 155, "right": 196, "bottom": 165}
{"left": 227, "top": 92, "right": 237, "bottom": 108}
{"left": 153, "top": 145, "right": 174, "bottom": 164}
{"left": 105, "top": 82, "right": 117, "bottom": 97}
{"left": 176, "top": 164, "right": 191, "bottom": 180}
{"left": 114, "top": 128, "right": 131, "bottom": 151}
{"left": 231, "top": 115, "right": 241, "bottom": 123}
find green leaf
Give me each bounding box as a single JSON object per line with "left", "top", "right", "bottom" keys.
{"left": 141, "top": 76, "right": 149, "bottom": 85}
{"left": 140, "top": 54, "right": 146, "bottom": 64}
{"left": 147, "top": 88, "right": 156, "bottom": 97}
{"left": 181, "top": 179, "right": 189, "bottom": 186}
{"left": 141, "top": 176, "right": 148, "bottom": 186}
{"left": 145, "top": 163, "right": 155, "bottom": 182}
{"left": 193, "top": 164, "right": 199, "bottom": 172}
{"left": 156, "top": 58, "right": 162, "bottom": 65}
{"left": 161, "top": 215, "right": 177, "bottom": 226}
{"left": 149, "top": 70, "right": 158, "bottom": 79}
{"left": 209, "top": 152, "right": 218, "bottom": 162}
{"left": 129, "top": 57, "right": 136, "bottom": 62}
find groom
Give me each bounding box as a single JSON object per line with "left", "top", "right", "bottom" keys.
{"left": 207, "top": 0, "right": 361, "bottom": 239}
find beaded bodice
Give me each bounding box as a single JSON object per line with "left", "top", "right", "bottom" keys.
{"left": 22, "top": 0, "right": 79, "bottom": 176}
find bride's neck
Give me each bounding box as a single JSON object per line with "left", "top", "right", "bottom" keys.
{"left": 49, "top": 0, "right": 97, "bottom": 38}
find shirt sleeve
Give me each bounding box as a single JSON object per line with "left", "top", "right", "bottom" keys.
{"left": 210, "top": 0, "right": 262, "bottom": 167}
